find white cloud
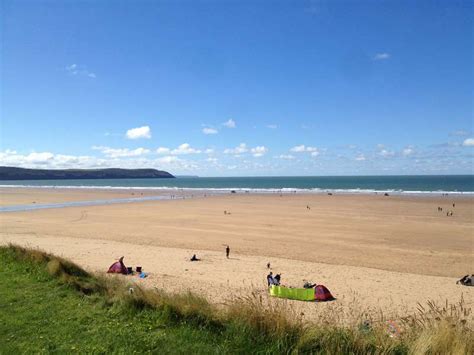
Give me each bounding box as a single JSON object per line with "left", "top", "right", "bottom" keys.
{"left": 402, "top": 147, "right": 414, "bottom": 156}
{"left": 290, "top": 145, "right": 306, "bottom": 152}
{"left": 250, "top": 146, "right": 268, "bottom": 157}
{"left": 202, "top": 127, "right": 218, "bottom": 135}
{"left": 0, "top": 149, "right": 203, "bottom": 173}
{"left": 92, "top": 146, "right": 150, "bottom": 158}
{"left": 26, "top": 152, "right": 55, "bottom": 162}
{"left": 171, "top": 143, "right": 201, "bottom": 155}
{"left": 278, "top": 154, "right": 295, "bottom": 160}
{"left": 266, "top": 124, "right": 278, "bottom": 129}
{"left": 207, "top": 157, "right": 218, "bottom": 163}
{"left": 379, "top": 149, "right": 395, "bottom": 157}
{"left": 224, "top": 143, "right": 248, "bottom": 155}
{"left": 156, "top": 147, "right": 170, "bottom": 154}
{"left": 373, "top": 53, "right": 391, "bottom": 61}
{"left": 66, "top": 64, "right": 96, "bottom": 78}
{"left": 205, "top": 148, "right": 214, "bottom": 154}
{"left": 0, "top": 150, "right": 100, "bottom": 169}
{"left": 126, "top": 126, "right": 151, "bottom": 139}
{"left": 290, "top": 145, "right": 319, "bottom": 154}
{"left": 462, "top": 138, "right": 474, "bottom": 147}
{"left": 222, "top": 119, "right": 236, "bottom": 128}
{"left": 157, "top": 156, "right": 180, "bottom": 164}
{"left": 66, "top": 64, "right": 77, "bottom": 72}
{"left": 355, "top": 154, "right": 366, "bottom": 161}
{"left": 450, "top": 130, "right": 469, "bottom": 137}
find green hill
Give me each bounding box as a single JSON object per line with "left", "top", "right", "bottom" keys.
{"left": 0, "top": 167, "right": 174, "bottom": 180}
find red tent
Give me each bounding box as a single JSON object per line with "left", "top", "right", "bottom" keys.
{"left": 314, "top": 284, "right": 335, "bottom": 301}
{"left": 107, "top": 256, "right": 128, "bottom": 274}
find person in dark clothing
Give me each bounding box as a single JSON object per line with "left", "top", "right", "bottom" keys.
{"left": 267, "top": 262, "right": 271, "bottom": 269}
{"left": 226, "top": 245, "right": 230, "bottom": 258}
{"left": 274, "top": 273, "right": 281, "bottom": 285}
{"left": 190, "top": 254, "right": 200, "bottom": 261}
{"left": 267, "top": 272, "right": 274, "bottom": 286}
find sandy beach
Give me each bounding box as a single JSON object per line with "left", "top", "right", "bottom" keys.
{"left": 1, "top": 188, "right": 472, "bottom": 321}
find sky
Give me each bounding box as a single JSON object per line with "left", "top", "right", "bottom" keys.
{"left": 0, "top": 0, "right": 472, "bottom": 176}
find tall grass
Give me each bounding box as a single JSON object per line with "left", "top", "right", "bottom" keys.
{"left": 3, "top": 244, "right": 473, "bottom": 354}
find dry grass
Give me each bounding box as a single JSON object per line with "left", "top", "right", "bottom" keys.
{"left": 4, "top": 244, "right": 473, "bottom": 354}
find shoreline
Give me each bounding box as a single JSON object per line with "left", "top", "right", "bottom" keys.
{"left": 1, "top": 185, "right": 474, "bottom": 197}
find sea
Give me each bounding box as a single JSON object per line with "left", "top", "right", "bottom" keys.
{"left": 1, "top": 175, "right": 473, "bottom": 195}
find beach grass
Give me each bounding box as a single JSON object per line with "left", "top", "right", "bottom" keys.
{"left": 0, "top": 244, "right": 472, "bottom": 354}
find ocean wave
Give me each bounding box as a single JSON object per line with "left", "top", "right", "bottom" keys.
{"left": 0, "top": 184, "right": 473, "bottom": 195}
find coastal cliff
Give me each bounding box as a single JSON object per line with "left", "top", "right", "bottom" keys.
{"left": 0, "top": 167, "right": 175, "bottom": 180}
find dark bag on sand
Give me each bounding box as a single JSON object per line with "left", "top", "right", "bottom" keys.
{"left": 457, "top": 275, "right": 474, "bottom": 286}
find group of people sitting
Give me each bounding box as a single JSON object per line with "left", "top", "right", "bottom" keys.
{"left": 267, "top": 272, "right": 282, "bottom": 286}
{"left": 457, "top": 274, "right": 474, "bottom": 286}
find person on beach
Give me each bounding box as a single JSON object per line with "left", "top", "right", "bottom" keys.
{"left": 267, "top": 262, "right": 271, "bottom": 269}
{"left": 190, "top": 254, "right": 200, "bottom": 261}
{"left": 267, "top": 272, "right": 275, "bottom": 286}
{"left": 226, "top": 245, "right": 230, "bottom": 258}
{"left": 274, "top": 273, "right": 281, "bottom": 285}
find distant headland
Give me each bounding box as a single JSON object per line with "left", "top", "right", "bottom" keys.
{"left": 0, "top": 167, "right": 175, "bottom": 180}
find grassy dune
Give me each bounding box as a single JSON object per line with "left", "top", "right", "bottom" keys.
{"left": 0, "top": 244, "right": 472, "bottom": 354}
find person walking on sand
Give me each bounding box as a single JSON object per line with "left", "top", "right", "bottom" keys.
{"left": 226, "top": 245, "right": 230, "bottom": 258}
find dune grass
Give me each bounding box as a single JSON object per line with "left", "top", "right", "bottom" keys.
{"left": 0, "top": 244, "right": 472, "bottom": 354}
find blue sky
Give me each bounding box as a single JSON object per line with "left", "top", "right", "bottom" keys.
{"left": 1, "top": 0, "right": 472, "bottom": 176}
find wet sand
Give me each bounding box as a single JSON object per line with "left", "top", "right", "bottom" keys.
{"left": 1, "top": 188, "right": 472, "bottom": 320}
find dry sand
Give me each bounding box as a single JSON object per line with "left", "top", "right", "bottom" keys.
{"left": 1, "top": 188, "right": 473, "bottom": 321}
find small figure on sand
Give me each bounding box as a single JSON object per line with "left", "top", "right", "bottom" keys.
{"left": 303, "top": 281, "right": 317, "bottom": 289}
{"left": 190, "top": 254, "right": 200, "bottom": 262}
{"left": 274, "top": 273, "right": 281, "bottom": 285}
{"left": 266, "top": 272, "right": 281, "bottom": 286}
{"left": 446, "top": 210, "right": 453, "bottom": 217}
{"left": 267, "top": 272, "right": 274, "bottom": 286}
{"left": 225, "top": 245, "right": 230, "bottom": 258}
{"left": 224, "top": 210, "right": 231, "bottom": 215}
{"left": 453, "top": 203, "right": 455, "bottom": 208}
{"left": 306, "top": 205, "right": 311, "bottom": 210}
{"left": 267, "top": 262, "right": 271, "bottom": 269}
